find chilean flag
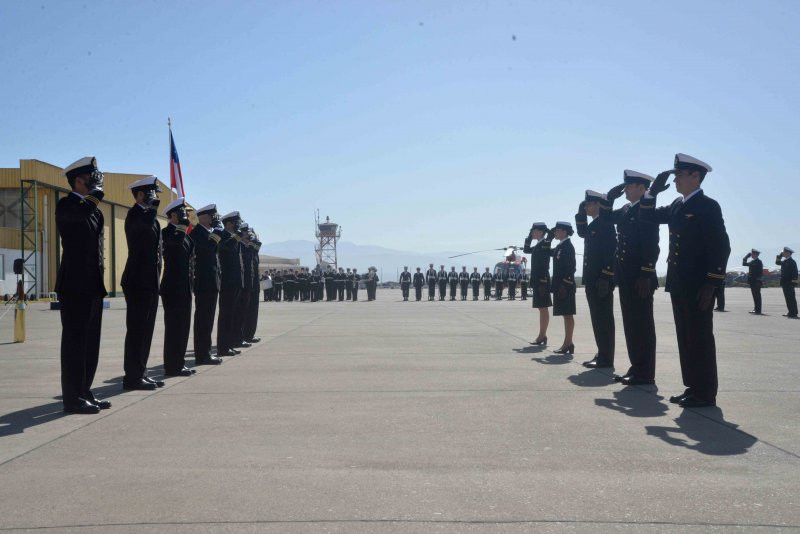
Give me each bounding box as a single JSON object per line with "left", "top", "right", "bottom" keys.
{"left": 169, "top": 128, "right": 185, "bottom": 198}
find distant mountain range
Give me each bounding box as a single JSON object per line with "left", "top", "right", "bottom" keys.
{"left": 261, "top": 240, "right": 504, "bottom": 279}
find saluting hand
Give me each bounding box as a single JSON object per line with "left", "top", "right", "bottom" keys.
{"left": 578, "top": 201, "right": 586, "bottom": 215}
{"left": 606, "top": 183, "right": 625, "bottom": 202}
{"left": 648, "top": 171, "right": 672, "bottom": 196}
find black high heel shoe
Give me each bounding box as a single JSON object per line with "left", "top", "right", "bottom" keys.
{"left": 531, "top": 336, "right": 547, "bottom": 346}
{"left": 553, "top": 343, "right": 574, "bottom": 354}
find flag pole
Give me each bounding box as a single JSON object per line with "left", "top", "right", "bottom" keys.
{"left": 168, "top": 117, "right": 175, "bottom": 203}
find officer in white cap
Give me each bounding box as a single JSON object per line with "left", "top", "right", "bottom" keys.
{"left": 217, "top": 211, "right": 245, "bottom": 356}
{"left": 189, "top": 204, "right": 223, "bottom": 365}
{"left": 742, "top": 249, "right": 764, "bottom": 314}
{"left": 121, "top": 176, "right": 165, "bottom": 391}
{"left": 642, "top": 153, "right": 731, "bottom": 408}
{"left": 242, "top": 228, "right": 262, "bottom": 343}
{"left": 399, "top": 267, "right": 412, "bottom": 301}
{"left": 776, "top": 247, "right": 798, "bottom": 318}
{"left": 605, "top": 171, "right": 660, "bottom": 384}
{"left": 481, "top": 266, "right": 494, "bottom": 301}
{"left": 551, "top": 222, "right": 576, "bottom": 355}
{"left": 470, "top": 267, "right": 481, "bottom": 301}
{"left": 576, "top": 189, "right": 616, "bottom": 369}
{"left": 425, "top": 264, "right": 437, "bottom": 301}
{"left": 459, "top": 266, "right": 470, "bottom": 301}
{"left": 56, "top": 157, "right": 108, "bottom": 414}
{"left": 159, "top": 197, "right": 197, "bottom": 377}
{"left": 447, "top": 266, "right": 458, "bottom": 301}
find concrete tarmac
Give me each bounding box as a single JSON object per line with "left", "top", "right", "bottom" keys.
{"left": 0, "top": 287, "right": 798, "bottom": 532}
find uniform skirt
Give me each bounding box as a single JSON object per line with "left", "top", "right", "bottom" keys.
{"left": 531, "top": 281, "right": 552, "bottom": 308}
{"left": 552, "top": 291, "right": 576, "bottom": 316}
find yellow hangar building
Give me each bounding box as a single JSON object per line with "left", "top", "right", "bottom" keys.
{"left": 0, "top": 159, "right": 185, "bottom": 298}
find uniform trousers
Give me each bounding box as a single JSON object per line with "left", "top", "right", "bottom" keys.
{"left": 352, "top": 285, "right": 359, "bottom": 301}
{"left": 495, "top": 283, "right": 503, "bottom": 299}
{"left": 244, "top": 288, "right": 260, "bottom": 341}
{"left": 401, "top": 282, "right": 410, "bottom": 299}
{"left": 438, "top": 281, "right": 447, "bottom": 300}
{"left": 60, "top": 294, "right": 103, "bottom": 405}
{"left": 750, "top": 282, "right": 762, "bottom": 313}
{"left": 217, "top": 288, "right": 240, "bottom": 352}
{"left": 162, "top": 292, "right": 191, "bottom": 373}
{"left": 520, "top": 282, "right": 528, "bottom": 300}
{"left": 508, "top": 281, "right": 517, "bottom": 300}
{"left": 449, "top": 281, "right": 457, "bottom": 300}
{"left": 618, "top": 283, "right": 656, "bottom": 380}
{"left": 472, "top": 282, "right": 480, "bottom": 300}
{"left": 585, "top": 285, "right": 615, "bottom": 365}
{"left": 337, "top": 283, "right": 345, "bottom": 301}
{"left": 123, "top": 289, "right": 159, "bottom": 382}
{"left": 783, "top": 285, "right": 798, "bottom": 316}
{"left": 233, "top": 289, "right": 251, "bottom": 346}
{"left": 193, "top": 290, "right": 218, "bottom": 359}
{"left": 483, "top": 282, "right": 492, "bottom": 300}
{"left": 714, "top": 286, "right": 725, "bottom": 310}
{"left": 428, "top": 283, "right": 435, "bottom": 300}
{"left": 670, "top": 291, "right": 718, "bottom": 402}
{"left": 460, "top": 282, "right": 468, "bottom": 299}
{"left": 415, "top": 285, "right": 423, "bottom": 300}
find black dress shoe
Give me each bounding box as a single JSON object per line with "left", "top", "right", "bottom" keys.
{"left": 218, "top": 349, "right": 238, "bottom": 356}
{"left": 144, "top": 376, "right": 165, "bottom": 388}
{"left": 64, "top": 399, "right": 101, "bottom": 414}
{"left": 585, "top": 360, "right": 614, "bottom": 369}
{"left": 620, "top": 376, "right": 655, "bottom": 386}
{"left": 582, "top": 356, "right": 599, "bottom": 367}
{"left": 678, "top": 394, "right": 715, "bottom": 408}
{"left": 235, "top": 341, "right": 252, "bottom": 348}
{"left": 196, "top": 356, "right": 223, "bottom": 365}
{"left": 669, "top": 389, "right": 692, "bottom": 404}
{"left": 88, "top": 398, "right": 112, "bottom": 409}
{"left": 123, "top": 379, "right": 157, "bottom": 391}
{"left": 246, "top": 337, "right": 261, "bottom": 343}
{"left": 748, "top": 310, "right": 763, "bottom": 315}
{"left": 165, "top": 368, "right": 194, "bottom": 377}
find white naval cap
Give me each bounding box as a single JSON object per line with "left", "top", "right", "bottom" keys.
{"left": 63, "top": 156, "right": 98, "bottom": 178}
{"left": 128, "top": 175, "right": 162, "bottom": 192}
{"left": 196, "top": 203, "right": 216, "bottom": 215}
{"left": 585, "top": 189, "right": 607, "bottom": 202}
{"left": 221, "top": 210, "right": 240, "bottom": 221}
{"left": 674, "top": 153, "right": 712, "bottom": 173}
{"left": 163, "top": 197, "right": 186, "bottom": 215}
{"left": 240, "top": 222, "right": 249, "bottom": 230}
{"left": 530, "top": 222, "right": 548, "bottom": 231}
{"left": 623, "top": 170, "right": 655, "bottom": 185}
{"left": 785, "top": 247, "right": 795, "bottom": 254}
{"left": 555, "top": 221, "right": 573, "bottom": 230}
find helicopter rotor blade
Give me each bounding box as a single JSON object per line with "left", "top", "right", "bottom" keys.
{"left": 448, "top": 249, "right": 502, "bottom": 259}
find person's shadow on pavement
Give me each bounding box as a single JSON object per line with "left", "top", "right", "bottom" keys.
{"left": 594, "top": 387, "right": 668, "bottom": 418}
{"left": 645, "top": 408, "right": 757, "bottom": 456}
{"left": 568, "top": 369, "right": 616, "bottom": 387}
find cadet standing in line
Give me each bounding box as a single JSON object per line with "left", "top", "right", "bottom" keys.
{"left": 234, "top": 223, "right": 252, "bottom": 348}
{"left": 523, "top": 223, "right": 554, "bottom": 344}
{"left": 551, "top": 222, "right": 576, "bottom": 354}
{"left": 519, "top": 267, "right": 528, "bottom": 301}
{"left": 493, "top": 268, "right": 504, "bottom": 300}
{"left": 345, "top": 268, "right": 353, "bottom": 300}
{"left": 366, "top": 268, "right": 379, "bottom": 301}
{"left": 481, "top": 267, "right": 493, "bottom": 300}
{"left": 160, "top": 197, "right": 196, "bottom": 377}
{"left": 776, "top": 247, "right": 798, "bottom": 318}
{"left": 56, "top": 157, "right": 109, "bottom": 413}
{"left": 448, "top": 266, "right": 459, "bottom": 301}
{"left": 399, "top": 266, "right": 412, "bottom": 301}
{"left": 318, "top": 268, "right": 326, "bottom": 301}
{"left": 190, "top": 204, "right": 223, "bottom": 366}
{"left": 273, "top": 269, "right": 283, "bottom": 302}
{"left": 507, "top": 266, "right": 518, "bottom": 300}
{"left": 352, "top": 268, "right": 361, "bottom": 301}
{"left": 575, "top": 190, "right": 616, "bottom": 369}
{"left": 324, "top": 268, "right": 334, "bottom": 301}
{"left": 607, "top": 172, "right": 659, "bottom": 385}
{"left": 470, "top": 267, "right": 481, "bottom": 300}
{"left": 413, "top": 267, "right": 425, "bottom": 301}
{"left": 437, "top": 265, "right": 448, "bottom": 301}
{"left": 336, "top": 267, "right": 346, "bottom": 301}
{"left": 642, "top": 154, "right": 730, "bottom": 408}
{"left": 426, "top": 263, "right": 437, "bottom": 301}
{"left": 459, "top": 266, "right": 470, "bottom": 300}
{"left": 217, "top": 211, "right": 244, "bottom": 356}
{"left": 743, "top": 249, "right": 764, "bottom": 315}
{"left": 121, "top": 176, "right": 164, "bottom": 391}
{"left": 243, "top": 228, "right": 262, "bottom": 343}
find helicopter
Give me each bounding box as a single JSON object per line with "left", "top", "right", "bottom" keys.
{"left": 449, "top": 245, "right": 528, "bottom": 277}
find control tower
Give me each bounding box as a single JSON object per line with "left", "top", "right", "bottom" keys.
{"left": 315, "top": 210, "right": 341, "bottom": 269}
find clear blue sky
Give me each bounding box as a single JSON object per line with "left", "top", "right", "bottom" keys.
{"left": 2, "top": 1, "right": 798, "bottom": 271}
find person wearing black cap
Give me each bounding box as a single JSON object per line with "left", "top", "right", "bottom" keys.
{"left": 190, "top": 204, "right": 223, "bottom": 366}
{"left": 366, "top": 268, "right": 379, "bottom": 301}
{"left": 742, "top": 249, "right": 764, "bottom": 315}
{"left": 309, "top": 267, "right": 319, "bottom": 302}
{"left": 576, "top": 190, "right": 616, "bottom": 369}
{"left": 425, "top": 264, "right": 437, "bottom": 301}
{"left": 160, "top": 197, "right": 197, "bottom": 377}
{"left": 233, "top": 223, "right": 253, "bottom": 348}
{"left": 506, "top": 266, "right": 518, "bottom": 300}
{"left": 334, "top": 267, "right": 345, "bottom": 301}
{"left": 399, "top": 267, "right": 412, "bottom": 301}
{"left": 523, "top": 223, "right": 553, "bottom": 344}
{"left": 551, "top": 222, "right": 576, "bottom": 354}
{"left": 458, "top": 266, "right": 470, "bottom": 301}
{"left": 121, "top": 176, "right": 164, "bottom": 391}
{"left": 217, "top": 211, "right": 244, "bottom": 356}
{"left": 437, "top": 265, "right": 448, "bottom": 301}
{"left": 776, "top": 247, "right": 798, "bottom": 318}
{"left": 519, "top": 267, "right": 528, "bottom": 301}
{"left": 56, "top": 156, "right": 109, "bottom": 413}
{"left": 351, "top": 268, "right": 361, "bottom": 301}
{"left": 447, "top": 266, "right": 458, "bottom": 301}
{"left": 481, "top": 267, "right": 493, "bottom": 300}
{"left": 493, "top": 267, "right": 505, "bottom": 300}
{"left": 607, "top": 171, "right": 660, "bottom": 386}
{"left": 413, "top": 267, "right": 425, "bottom": 301}
{"left": 470, "top": 267, "right": 481, "bottom": 300}
{"left": 641, "top": 154, "right": 730, "bottom": 408}
{"left": 345, "top": 268, "right": 353, "bottom": 300}
{"left": 243, "top": 228, "right": 262, "bottom": 343}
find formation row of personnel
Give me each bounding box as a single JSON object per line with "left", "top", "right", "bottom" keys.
{"left": 727, "top": 248, "right": 798, "bottom": 317}
{"left": 56, "top": 157, "right": 263, "bottom": 414}
{"left": 264, "top": 267, "right": 380, "bottom": 302}
{"left": 532, "top": 153, "right": 731, "bottom": 408}
{"left": 412, "top": 266, "right": 530, "bottom": 302}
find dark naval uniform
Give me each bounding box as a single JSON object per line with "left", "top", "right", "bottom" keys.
{"left": 324, "top": 270, "right": 335, "bottom": 301}
{"left": 448, "top": 270, "right": 458, "bottom": 301}
{"left": 506, "top": 268, "right": 518, "bottom": 300}
{"left": 217, "top": 230, "right": 244, "bottom": 355}
{"left": 243, "top": 242, "right": 261, "bottom": 343}
{"left": 459, "top": 270, "right": 470, "bottom": 300}
{"left": 437, "top": 269, "right": 448, "bottom": 301}
{"left": 470, "top": 271, "right": 481, "bottom": 300}
{"left": 576, "top": 199, "right": 616, "bottom": 367}
{"left": 273, "top": 272, "right": 283, "bottom": 302}
{"left": 235, "top": 237, "right": 252, "bottom": 346}
{"left": 121, "top": 203, "right": 162, "bottom": 387}
{"left": 519, "top": 270, "right": 528, "bottom": 300}
{"left": 493, "top": 270, "right": 504, "bottom": 300}
{"left": 642, "top": 187, "right": 730, "bottom": 405}
{"left": 413, "top": 271, "right": 425, "bottom": 301}
{"left": 336, "top": 270, "right": 346, "bottom": 301}
{"left": 523, "top": 235, "right": 553, "bottom": 309}
{"left": 351, "top": 271, "right": 361, "bottom": 301}
{"left": 55, "top": 190, "right": 107, "bottom": 412}
{"left": 481, "top": 270, "right": 493, "bottom": 300}
{"left": 160, "top": 223, "right": 195, "bottom": 375}
{"left": 551, "top": 238, "right": 576, "bottom": 316}
{"left": 777, "top": 252, "right": 798, "bottom": 317}
{"left": 399, "top": 270, "right": 412, "bottom": 300}
{"left": 742, "top": 253, "right": 763, "bottom": 314}
{"left": 345, "top": 270, "right": 353, "bottom": 300}
{"left": 190, "top": 224, "right": 222, "bottom": 363}
{"left": 426, "top": 267, "right": 437, "bottom": 300}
